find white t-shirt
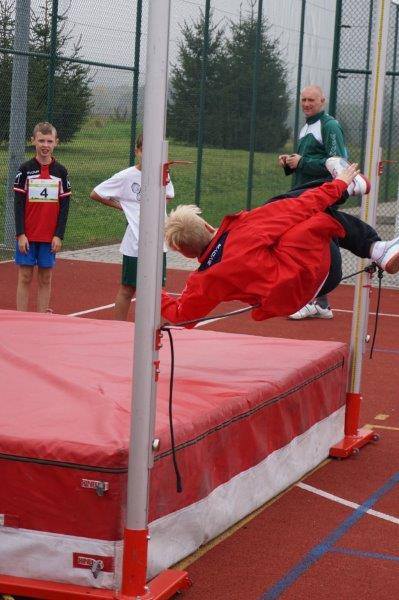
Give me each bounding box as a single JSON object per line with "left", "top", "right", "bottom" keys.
{"left": 93, "top": 165, "right": 174, "bottom": 257}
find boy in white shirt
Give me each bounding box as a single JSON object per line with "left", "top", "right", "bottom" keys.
{"left": 90, "top": 134, "right": 174, "bottom": 320}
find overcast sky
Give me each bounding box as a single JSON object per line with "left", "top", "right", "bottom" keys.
{"left": 39, "top": 0, "right": 336, "bottom": 98}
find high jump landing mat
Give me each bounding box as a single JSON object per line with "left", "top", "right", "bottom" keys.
{"left": 0, "top": 310, "right": 347, "bottom": 590}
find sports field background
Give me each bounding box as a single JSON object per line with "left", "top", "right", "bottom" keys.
{"left": 2, "top": 118, "right": 397, "bottom": 249}
{"left": 1, "top": 0, "right": 398, "bottom": 291}
{"left": 0, "top": 118, "right": 293, "bottom": 249}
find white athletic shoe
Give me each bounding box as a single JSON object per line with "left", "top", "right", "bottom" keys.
{"left": 371, "top": 236, "right": 399, "bottom": 274}
{"left": 289, "top": 302, "right": 334, "bottom": 320}
{"left": 325, "top": 156, "right": 371, "bottom": 196}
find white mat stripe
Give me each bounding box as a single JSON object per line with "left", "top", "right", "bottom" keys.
{"left": 0, "top": 409, "right": 345, "bottom": 587}
{"left": 297, "top": 481, "right": 399, "bottom": 524}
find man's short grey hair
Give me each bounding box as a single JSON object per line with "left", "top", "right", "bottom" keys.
{"left": 301, "top": 84, "right": 325, "bottom": 98}
{"left": 165, "top": 204, "right": 211, "bottom": 256}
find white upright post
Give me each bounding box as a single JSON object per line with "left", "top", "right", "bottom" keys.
{"left": 4, "top": 0, "right": 31, "bottom": 248}
{"left": 120, "top": 1, "right": 189, "bottom": 598}
{"left": 330, "top": 0, "right": 391, "bottom": 458}
{"left": 348, "top": 0, "right": 390, "bottom": 392}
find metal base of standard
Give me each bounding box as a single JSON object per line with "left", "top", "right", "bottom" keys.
{"left": 0, "top": 569, "right": 191, "bottom": 600}
{"left": 330, "top": 391, "right": 379, "bottom": 458}
{"left": 329, "top": 426, "right": 376, "bottom": 458}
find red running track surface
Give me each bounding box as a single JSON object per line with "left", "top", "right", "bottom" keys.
{"left": 1, "top": 259, "right": 398, "bottom": 600}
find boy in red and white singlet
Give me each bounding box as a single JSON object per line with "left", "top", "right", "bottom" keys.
{"left": 14, "top": 122, "right": 71, "bottom": 312}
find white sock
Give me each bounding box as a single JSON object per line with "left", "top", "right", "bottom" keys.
{"left": 370, "top": 240, "right": 386, "bottom": 261}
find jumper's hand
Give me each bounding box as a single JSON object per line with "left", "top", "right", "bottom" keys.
{"left": 336, "top": 163, "right": 360, "bottom": 185}
{"left": 285, "top": 154, "right": 301, "bottom": 169}
{"left": 17, "top": 234, "right": 29, "bottom": 254}
{"left": 278, "top": 154, "right": 289, "bottom": 167}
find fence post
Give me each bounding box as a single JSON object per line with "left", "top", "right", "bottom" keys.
{"left": 359, "top": 0, "right": 374, "bottom": 171}
{"left": 329, "top": 0, "right": 342, "bottom": 117}
{"left": 246, "top": 0, "right": 263, "bottom": 210}
{"left": 130, "top": 0, "right": 143, "bottom": 165}
{"left": 4, "top": 0, "right": 31, "bottom": 249}
{"left": 383, "top": 3, "right": 399, "bottom": 202}
{"left": 292, "top": 0, "right": 306, "bottom": 148}
{"left": 195, "top": 0, "right": 211, "bottom": 207}
{"left": 46, "top": 0, "right": 59, "bottom": 122}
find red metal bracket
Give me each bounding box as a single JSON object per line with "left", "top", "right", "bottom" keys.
{"left": 377, "top": 159, "right": 397, "bottom": 176}
{"left": 162, "top": 162, "right": 171, "bottom": 186}
{"left": 162, "top": 160, "right": 193, "bottom": 186}
{"left": 154, "top": 360, "right": 160, "bottom": 381}
{"left": 155, "top": 328, "right": 163, "bottom": 351}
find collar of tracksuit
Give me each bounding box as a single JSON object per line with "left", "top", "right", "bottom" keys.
{"left": 306, "top": 110, "right": 325, "bottom": 125}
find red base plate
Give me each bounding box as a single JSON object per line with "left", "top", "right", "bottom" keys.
{"left": 329, "top": 427, "right": 376, "bottom": 458}
{"left": 0, "top": 569, "right": 191, "bottom": 600}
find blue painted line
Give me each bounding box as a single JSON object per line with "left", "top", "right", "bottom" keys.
{"left": 259, "top": 472, "right": 399, "bottom": 600}
{"left": 331, "top": 546, "right": 399, "bottom": 563}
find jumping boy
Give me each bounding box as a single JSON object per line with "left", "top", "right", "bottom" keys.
{"left": 14, "top": 122, "right": 71, "bottom": 312}
{"left": 90, "top": 134, "right": 174, "bottom": 320}
{"left": 161, "top": 164, "right": 399, "bottom": 326}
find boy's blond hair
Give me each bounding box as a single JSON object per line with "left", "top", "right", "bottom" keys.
{"left": 165, "top": 204, "right": 212, "bottom": 257}
{"left": 32, "top": 122, "right": 58, "bottom": 138}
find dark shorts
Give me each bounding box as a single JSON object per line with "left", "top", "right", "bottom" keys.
{"left": 121, "top": 253, "right": 167, "bottom": 287}
{"left": 15, "top": 241, "right": 56, "bottom": 268}
{"left": 318, "top": 241, "right": 343, "bottom": 297}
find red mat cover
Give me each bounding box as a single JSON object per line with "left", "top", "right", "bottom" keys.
{"left": 0, "top": 310, "right": 347, "bottom": 588}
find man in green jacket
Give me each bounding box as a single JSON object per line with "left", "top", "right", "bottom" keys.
{"left": 278, "top": 85, "right": 349, "bottom": 319}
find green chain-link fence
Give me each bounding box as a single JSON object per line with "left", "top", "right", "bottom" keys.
{"left": 1, "top": 0, "right": 398, "bottom": 288}
{"left": 0, "top": 0, "right": 145, "bottom": 258}
{"left": 331, "top": 0, "right": 399, "bottom": 287}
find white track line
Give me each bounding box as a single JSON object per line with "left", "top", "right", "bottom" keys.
{"left": 68, "top": 303, "right": 116, "bottom": 317}
{"left": 297, "top": 482, "right": 399, "bottom": 525}
{"left": 67, "top": 292, "right": 181, "bottom": 317}
{"left": 332, "top": 307, "right": 399, "bottom": 318}
{"left": 195, "top": 306, "right": 399, "bottom": 326}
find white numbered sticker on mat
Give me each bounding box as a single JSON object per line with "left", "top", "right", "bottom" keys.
{"left": 29, "top": 178, "right": 59, "bottom": 203}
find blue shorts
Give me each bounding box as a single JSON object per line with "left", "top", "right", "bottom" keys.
{"left": 15, "top": 241, "right": 56, "bottom": 268}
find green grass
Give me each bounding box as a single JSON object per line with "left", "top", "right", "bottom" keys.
{"left": 54, "top": 118, "right": 289, "bottom": 248}
{"left": 1, "top": 118, "right": 398, "bottom": 252}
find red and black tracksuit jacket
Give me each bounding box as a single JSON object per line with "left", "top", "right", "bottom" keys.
{"left": 161, "top": 180, "right": 347, "bottom": 325}
{"left": 14, "top": 157, "right": 71, "bottom": 242}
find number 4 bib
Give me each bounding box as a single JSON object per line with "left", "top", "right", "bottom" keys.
{"left": 28, "top": 179, "right": 59, "bottom": 203}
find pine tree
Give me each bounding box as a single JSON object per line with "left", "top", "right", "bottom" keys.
{"left": 0, "top": 0, "right": 91, "bottom": 143}
{"left": 167, "top": 11, "right": 227, "bottom": 146}
{"left": 222, "top": 10, "right": 290, "bottom": 151}
{"left": 167, "top": 5, "right": 290, "bottom": 152}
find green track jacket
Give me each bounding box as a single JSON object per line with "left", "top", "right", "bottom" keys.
{"left": 291, "top": 111, "right": 348, "bottom": 188}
